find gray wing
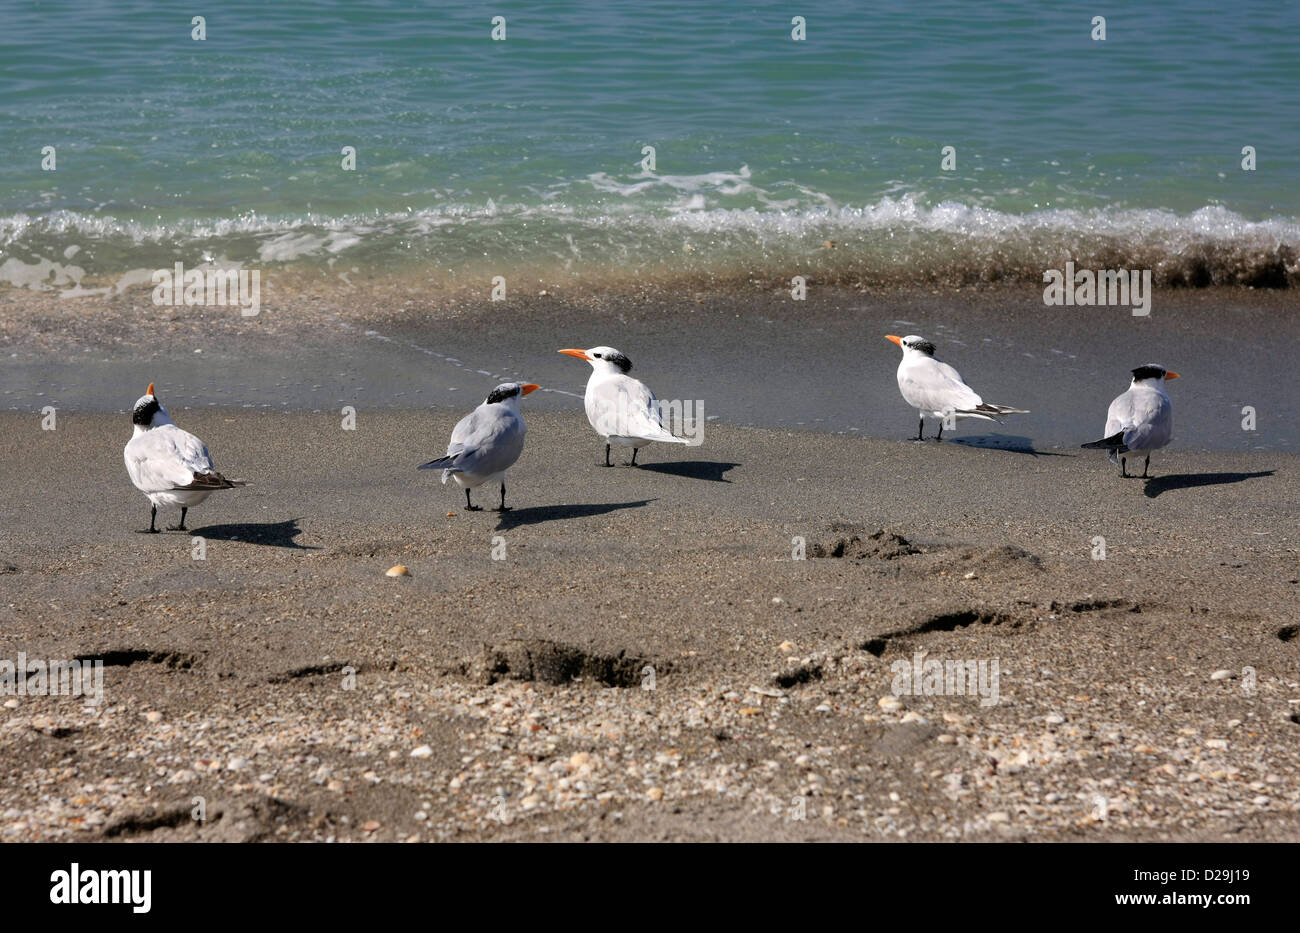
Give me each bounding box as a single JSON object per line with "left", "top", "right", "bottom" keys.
{"left": 1103, "top": 391, "right": 1133, "bottom": 438}
{"left": 587, "top": 374, "right": 681, "bottom": 441}
{"left": 443, "top": 406, "right": 525, "bottom": 476}
{"left": 898, "top": 357, "right": 983, "bottom": 413}
{"left": 1121, "top": 392, "right": 1171, "bottom": 451}
{"left": 446, "top": 409, "right": 479, "bottom": 457}
{"left": 125, "top": 425, "right": 222, "bottom": 492}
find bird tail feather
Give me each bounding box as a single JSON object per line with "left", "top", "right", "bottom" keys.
{"left": 973, "top": 403, "right": 1030, "bottom": 415}
{"left": 420, "top": 452, "right": 470, "bottom": 485}
{"left": 171, "top": 471, "right": 246, "bottom": 491}
{"left": 952, "top": 410, "right": 1002, "bottom": 423}
{"left": 1081, "top": 430, "right": 1129, "bottom": 452}
{"left": 418, "top": 454, "right": 458, "bottom": 471}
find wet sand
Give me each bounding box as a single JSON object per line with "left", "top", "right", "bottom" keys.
{"left": 3, "top": 281, "right": 1298, "bottom": 450}
{"left": 1, "top": 403, "right": 1297, "bottom": 841}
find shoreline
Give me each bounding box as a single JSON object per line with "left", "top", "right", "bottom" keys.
{"left": 3, "top": 282, "right": 1297, "bottom": 450}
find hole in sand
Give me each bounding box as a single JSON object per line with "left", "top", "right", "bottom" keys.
{"left": 811, "top": 530, "right": 919, "bottom": 560}
{"left": 774, "top": 664, "right": 822, "bottom": 688}
{"left": 76, "top": 649, "right": 199, "bottom": 670}
{"left": 470, "top": 639, "right": 658, "bottom": 688}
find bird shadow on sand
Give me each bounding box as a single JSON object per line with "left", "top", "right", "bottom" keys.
{"left": 188, "top": 518, "right": 319, "bottom": 549}
{"left": 1143, "top": 470, "right": 1275, "bottom": 499}
{"left": 634, "top": 460, "right": 741, "bottom": 481}
{"left": 494, "top": 499, "right": 655, "bottom": 531}
{"left": 948, "top": 434, "right": 1074, "bottom": 457}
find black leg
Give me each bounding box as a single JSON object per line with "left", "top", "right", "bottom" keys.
{"left": 935, "top": 422, "right": 944, "bottom": 442}
{"left": 146, "top": 504, "right": 159, "bottom": 534}
{"left": 604, "top": 443, "right": 612, "bottom": 467}
{"left": 916, "top": 416, "right": 925, "bottom": 441}
{"left": 492, "top": 482, "right": 510, "bottom": 512}
{"left": 1142, "top": 455, "right": 1150, "bottom": 478}
{"left": 1120, "top": 456, "right": 1128, "bottom": 478}
{"left": 465, "top": 488, "right": 482, "bottom": 511}
{"left": 169, "top": 506, "right": 188, "bottom": 531}
{"left": 630, "top": 448, "right": 639, "bottom": 466}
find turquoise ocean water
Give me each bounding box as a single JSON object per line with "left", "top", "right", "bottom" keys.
{"left": 2, "top": 0, "right": 1298, "bottom": 289}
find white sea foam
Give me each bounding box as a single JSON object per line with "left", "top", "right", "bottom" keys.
{"left": 6, "top": 194, "right": 1296, "bottom": 256}
{"left": 2, "top": 181, "right": 1297, "bottom": 291}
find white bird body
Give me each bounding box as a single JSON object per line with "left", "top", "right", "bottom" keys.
{"left": 419, "top": 382, "right": 538, "bottom": 510}
{"left": 885, "top": 335, "right": 1028, "bottom": 439}
{"left": 1103, "top": 383, "right": 1173, "bottom": 458}
{"left": 123, "top": 384, "right": 245, "bottom": 532}
{"left": 896, "top": 354, "right": 986, "bottom": 418}
{"left": 585, "top": 371, "right": 687, "bottom": 449}
{"left": 125, "top": 423, "right": 221, "bottom": 509}
{"left": 559, "top": 346, "right": 689, "bottom": 465}
{"left": 1082, "top": 365, "right": 1178, "bottom": 476}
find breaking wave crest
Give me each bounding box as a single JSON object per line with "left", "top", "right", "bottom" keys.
{"left": 2, "top": 195, "right": 1297, "bottom": 294}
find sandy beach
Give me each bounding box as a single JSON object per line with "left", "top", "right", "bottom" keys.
{"left": 5, "top": 0, "right": 1299, "bottom": 862}
{"left": 2, "top": 281, "right": 1298, "bottom": 841}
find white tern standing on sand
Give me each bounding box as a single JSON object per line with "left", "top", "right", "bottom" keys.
{"left": 558, "top": 346, "right": 692, "bottom": 466}
{"left": 123, "top": 383, "right": 246, "bottom": 533}
{"left": 885, "top": 334, "right": 1030, "bottom": 440}
{"left": 418, "top": 381, "right": 539, "bottom": 511}
{"left": 1080, "top": 364, "right": 1179, "bottom": 477}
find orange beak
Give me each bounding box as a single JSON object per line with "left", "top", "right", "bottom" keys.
{"left": 1165, "top": 371, "right": 1180, "bottom": 380}
{"left": 520, "top": 383, "right": 541, "bottom": 395}
{"left": 885, "top": 335, "right": 903, "bottom": 347}
{"left": 146, "top": 382, "right": 155, "bottom": 395}
{"left": 558, "top": 348, "right": 592, "bottom": 361}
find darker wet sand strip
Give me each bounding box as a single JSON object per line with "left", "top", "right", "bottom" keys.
{"left": 3, "top": 284, "right": 1297, "bottom": 450}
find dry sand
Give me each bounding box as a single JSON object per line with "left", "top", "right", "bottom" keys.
{"left": 1, "top": 404, "right": 1297, "bottom": 842}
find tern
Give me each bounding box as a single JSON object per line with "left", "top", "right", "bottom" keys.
{"left": 558, "top": 346, "right": 691, "bottom": 466}
{"left": 886, "top": 335, "right": 1030, "bottom": 440}
{"left": 123, "top": 383, "right": 246, "bottom": 533}
{"left": 1081, "top": 364, "right": 1179, "bottom": 477}
{"left": 418, "top": 382, "right": 538, "bottom": 511}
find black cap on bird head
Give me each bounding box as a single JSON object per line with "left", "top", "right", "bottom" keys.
{"left": 132, "top": 382, "right": 161, "bottom": 426}
{"left": 485, "top": 382, "right": 541, "bottom": 405}
{"left": 557, "top": 347, "right": 633, "bottom": 373}
{"left": 886, "top": 335, "right": 937, "bottom": 356}
{"left": 1131, "top": 364, "right": 1179, "bottom": 382}
{"left": 597, "top": 349, "right": 632, "bottom": 373}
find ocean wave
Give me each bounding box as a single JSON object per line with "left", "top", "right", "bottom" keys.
{"left": 2, "top": 196, "right": 1297, "bottom": 292}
